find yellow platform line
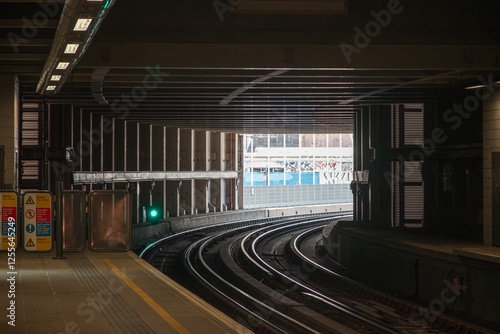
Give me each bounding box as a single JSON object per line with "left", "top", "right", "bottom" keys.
{"left": 103, "top": 258, "right": 192, "bottom": 334}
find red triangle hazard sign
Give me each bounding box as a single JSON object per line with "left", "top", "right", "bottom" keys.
{"left": 26, "top": 239, "right": 35, "bottom": 247}
{"left": 26, "top": 196, "right": 34, "bottom": 205}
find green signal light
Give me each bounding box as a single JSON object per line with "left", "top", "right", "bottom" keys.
{"left": 150, "top": 209, "right": 158, "bottom": 218}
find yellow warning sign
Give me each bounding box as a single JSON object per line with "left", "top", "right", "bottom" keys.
{"left": 1, "top": 191, "right": 18, "bottom": 251}
{"left": 2, "top": 193, "right": 17, "bottom": 207}
{"left": 36, "top": 237, "right": 51, "bottom": 250}
{"left": 36, "top": 194, "right": 51, "bottom": 206}
{"left": 23, "top": 191, "right": 53, "bottom": 252}
{"left": 1, "top": 236, "right": 16, "bottom": 250}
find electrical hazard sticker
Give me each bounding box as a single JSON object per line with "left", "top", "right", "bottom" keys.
{"left": 23, "top": 192, "right": 53, "bottom": 252}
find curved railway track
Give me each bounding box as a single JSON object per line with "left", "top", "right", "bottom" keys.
{"left": 140, "top": 213, "right": 497, "bottom": 334}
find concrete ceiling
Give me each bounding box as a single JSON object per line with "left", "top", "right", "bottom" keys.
{"left": 3, "top": 0, "right": 500, "bottom": 133}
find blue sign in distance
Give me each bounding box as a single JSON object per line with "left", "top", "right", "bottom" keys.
{"left": 26, "top": 224, "right": 35, "bottom": 233}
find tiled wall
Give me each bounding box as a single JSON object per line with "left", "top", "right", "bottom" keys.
{"left": 483, "top": 89, "right": 500, "bottom": 245}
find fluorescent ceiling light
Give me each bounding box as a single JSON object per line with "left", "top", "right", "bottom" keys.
{"left": 74, "top": 18, "right": 92, "bottom": 31}
{"left": 64, "top": 44, "right": 80, "bottom": 54}
{"left": 51, "top": 75, "right": 62, "bottom": 81}
{"left": 46, "top": 86, "right": 56, "bottom": 91}
{"left": 465, "top": 84, "right": 486, "bottom": 90}
{"left": 56, "top": 62, "right": 70, "bottom": 70}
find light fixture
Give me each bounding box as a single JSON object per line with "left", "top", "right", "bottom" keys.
{"left": 73, "top": 18, "right": 92, "bottom": 31}
{"left": 37, "top": 0, "right": 117, "bottom": 95}
{"left": 65, "top": 147, "right": 75, "bottom": 163}
{"left": 465, "top": 84, "right": 486, "bottom": 90}
{"left": 64, "top": 44, "right": 80, "bottom": 54}
{"left": 46, "top": 86, "right": 57, "bottom": 91}
{"left": 465, "top": 77, "right": 500, "bottom": 90}
{"left": 56, "top": 62, "right": 70, "bottom": 70}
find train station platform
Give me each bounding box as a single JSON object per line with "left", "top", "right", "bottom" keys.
{"left": 322, "top": 221, "right": 500, "bottom": 330}
{"left": 0, "top": 249, "right": 251, "bottom": 334}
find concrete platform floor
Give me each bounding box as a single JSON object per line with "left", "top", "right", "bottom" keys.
{"left": 0, "top": 248, "right": 251, "bottom": 334}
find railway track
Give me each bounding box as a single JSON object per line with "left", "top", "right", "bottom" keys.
{"left": 140, "top": 213, "right": 497, "bottom": 334}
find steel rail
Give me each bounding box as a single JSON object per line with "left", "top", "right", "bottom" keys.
{"left": 185, "top": 229, "right": 321, "bottom": 334}
{"left": 245, "top": 216, "right": 402, "bottom": 334}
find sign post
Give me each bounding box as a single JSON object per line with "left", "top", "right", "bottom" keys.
{"left": 23, "top": 192, "right": 53, "bottom": 252}
{"left": 0, "top": 192, "right": 18, "bottom": 251}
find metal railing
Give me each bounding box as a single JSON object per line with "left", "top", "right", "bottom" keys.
{"left": 243, "top": 183, "right": 352, "bottom": 209}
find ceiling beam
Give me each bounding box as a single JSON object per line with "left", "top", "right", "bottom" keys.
{"left": 81, "top": 42, "right": 500, "bottom": 70}
{"left": 0, "top": 19, "right": 58, "bottom": 28}
{"left": 0, "top": 53, "right": 47, "bottom": 60}
{"left": 0, "top": 38, "right": 52, "bottom": 46}
{"left": 73, "top": 171, "right": 239, "bottom": 184}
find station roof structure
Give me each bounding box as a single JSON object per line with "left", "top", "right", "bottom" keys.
{"left": 2, "top": 0, "right": 500, "bottom": 133}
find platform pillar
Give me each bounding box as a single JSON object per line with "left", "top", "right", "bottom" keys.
{"left": 151, "top": 125, "right": 165, "bottom": 218}
{"left": 483, "top": 89, "right": 500, "bottom": 246}
{"left": 124, "top": 121, "right": 139, "bottom": 222}
{"left": 225, "top": 133, "right": 237, "bottom": 210}
{"left": 220, "top": 132, "right": 228, "bottom": 210}
{"left": 112, "top": 118, "right": 126, "bottom": 190}
{"left": 179, "top": 129, "right": 195, "bottom": 215}
{"left": 193, "top": 131, "right": 209, "bottom": 213}
{"left": 353, "top": 107, "right": 370, "bottom": 222}
{"left": 237, "top": 134, "right": 244, "bottom": 210}
{"left": 138, "top": 124, "right": 151, "bottom": 222}
{"left": 368, "top": 105, "right": 392, "bottom": 227}
{"left": 210, "top": 132, "right": 223, "bottom": 211}
{"left": 165, "top": 128, "right": 180, "bottom": 216}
